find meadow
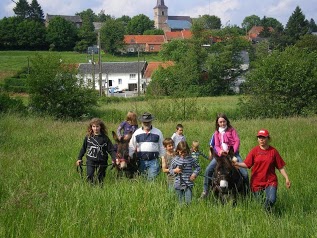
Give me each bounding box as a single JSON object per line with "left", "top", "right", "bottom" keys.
{"left": 0, "top": 51, "right": 161, "bottom": 81}
{"left": 1, "top": 99, "right": 317, "bottom": 237}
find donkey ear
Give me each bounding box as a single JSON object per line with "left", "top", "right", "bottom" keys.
{"left": 112, "top": 131, "right": 119, "bottom": 142}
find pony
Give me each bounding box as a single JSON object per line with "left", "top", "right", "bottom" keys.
{"left": 112, "top": 131, "right": 138, "bottom": 178}
{"left": 211, "top": 147, "right": 246, "bottom": 205}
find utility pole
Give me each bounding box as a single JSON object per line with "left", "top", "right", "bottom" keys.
{"left": 137, "top": 47, "right": 140, "bottom": 96}
{"left": 98, "top": 31, "right": 102, "bottom": 96}
{"left": 91, "top": 50, "right": 95, "bottom": 90}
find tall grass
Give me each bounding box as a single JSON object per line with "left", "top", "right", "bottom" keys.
{"left": 0, "top": 114, "right": 317, "bottom": 237}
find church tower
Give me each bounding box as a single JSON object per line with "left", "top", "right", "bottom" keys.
{"left": 153, "top": 0, "right": 168, "bottom": 30}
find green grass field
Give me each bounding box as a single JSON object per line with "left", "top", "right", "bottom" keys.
{"left": 0, "top": 51, "right": 162, "bottom": 81}
{"left": 1, "top": 110, "right": 317, "bottom": 237}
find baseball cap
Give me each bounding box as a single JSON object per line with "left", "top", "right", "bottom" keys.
{"left": 257, "top": 129, "right": 270, "bottom": 137}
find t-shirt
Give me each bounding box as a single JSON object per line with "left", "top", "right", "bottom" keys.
{"left": 244, "top": 145, "right": 286, "bottom": 192}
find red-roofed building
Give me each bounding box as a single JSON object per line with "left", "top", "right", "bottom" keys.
{"left": 247, "top": 26, "right": 274, "bottom": 41}
{"left": 143, "top": 61, "right": 174, "bottom": 84}
{"left": 124, "top": 35, "right": 165, "bottom": 53}
{"left": 164, "top": 29, "right": 192, "bottom": 42}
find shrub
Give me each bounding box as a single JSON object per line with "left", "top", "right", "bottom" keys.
{"left": 0, "top": 93, "right": 26, "bottom": 113}
{"left": 28, "top": 54, "right": 98, "bottom": 119}
{"left": 239, "top": 46, "right": 317, "bottom": 118}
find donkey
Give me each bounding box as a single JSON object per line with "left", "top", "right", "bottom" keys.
{"left": 112, "top": 131, "right": 138, "bottom": 178}
{"left": 211, "top": 147, "right": 246, "bottom": 205}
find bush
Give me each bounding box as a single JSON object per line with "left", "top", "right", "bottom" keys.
{"left": 0, "top": 93, "right": 26, "bottom": 113}
{"left": 28, "top": 54, "right": 98, "bottom": 119}
{"left": 239, "top": 46, "right": 317, "bottom": 118}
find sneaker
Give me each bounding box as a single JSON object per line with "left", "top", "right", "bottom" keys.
{"left": 200, "top": 191, "right": 208, "bottom": 199}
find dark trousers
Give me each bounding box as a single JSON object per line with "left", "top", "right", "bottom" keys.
{"left": 86, "top": 160, "right": 107, "bottom": 184}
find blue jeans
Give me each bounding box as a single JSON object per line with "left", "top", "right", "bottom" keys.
{"left": 138, "top": 159, "right": 160, "bottom": 180}
{"left": 175, "top": 187, "right": 192, "bottom": 204}
{"left": 253, "top": 186, "right": 277, "bottom": 211}
{"left": 203, "top": 153, "right": 249, "bottom": 193}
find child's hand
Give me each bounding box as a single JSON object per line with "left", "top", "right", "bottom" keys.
{"left": 76, "top": 160, "right": 82, "bottom": 166}
{"left": 189, "top": 174, "right": 197, "bottom": 181}
{"left": 174, "top": 166, "right": 182, "bottom": 174}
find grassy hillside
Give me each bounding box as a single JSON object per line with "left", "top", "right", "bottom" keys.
{"left": 0, "top": 51, "right": 162, "bottom": 81}
{"left": 1, "top": 113, "right": 316, "bottom": 237}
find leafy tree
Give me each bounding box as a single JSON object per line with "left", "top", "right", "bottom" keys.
{"left": 28, "top": 54, "right": 98, "bottom": 119}
{"left": 295, "top": 34, "right": 317, "bottom": 52}
{"left": 195, "top": 14, "right": 221, "bottom": 30}
{"left": 308, "top": 18, "right": 317, "bottom": 32}
{"left": 284, "top": 6, "right": 309, "bottom": 45}
{"left": 75, "top": 11, "right": 97, "bottom": 52}
{"left": 159, "top": 39, "right": 190, "bottom": 62}
{"left": 46, "top": 16, "right": 78, "bottom": 51}
{"left": 13, "top": 0, "right": 31, "bottom": 19}
{"left": 240, "top": 47, "right": 317, "bottom": 118}
{"left": 241, "top": 15, "right": 261, "bottom": 32}
{"left": 262, "top": 17, "right": 283, "bottom": 32}
{"left": 100, "top": 18, "right": 125, "bottom": 54}
{"left": 143, "top": 29, "right": 164, "bottom": 35}
{"left": 97, "top": 10, "right": 113, "bottom": 22}
{"left": 29, "top": 0, "right": 44, "bottom": 22}
{"left": 16, "top": 19, "right": 47, "bottom": 49}
{"left": 0, "top": 92, "right": 26, "bottom": 114}
{"left": 0, "top": 17, "right": 21, "bottom": 49}
{"left": 126, "top": 14, "right": 154, "bottom": 35}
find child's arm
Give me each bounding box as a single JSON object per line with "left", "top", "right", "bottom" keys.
{"left": 77, "top": 137, "right": 87, "bottom": 166}
{"left": 161, "top": 156, "right": 169, "bottom": 173}
{"left": 199, "top": 151, "right": 209, "bottom": 160}
{"left": 190, "top": 159, "right": 201, "bottom": 181}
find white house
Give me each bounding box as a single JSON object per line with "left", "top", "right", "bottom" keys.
{"left": 78, "top": 61, "right": 147, "bottom": 93}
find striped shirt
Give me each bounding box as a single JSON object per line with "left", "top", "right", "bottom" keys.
{"left": 169, "top": 155, "right": 201, "bottom": 189}
{"left": 129, "top": 126, "right": 165, "bottom": 160}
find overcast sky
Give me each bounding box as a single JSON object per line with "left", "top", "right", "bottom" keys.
{"left": 1, "top": 0, "right": 316, "bottom": 27}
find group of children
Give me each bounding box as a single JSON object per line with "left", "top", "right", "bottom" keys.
{"left": 77, "top": 112, "right": 291, "bottom": 210}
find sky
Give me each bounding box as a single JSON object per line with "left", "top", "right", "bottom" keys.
{"left": 1, "top": 0, "right": 316, "bottom": 27}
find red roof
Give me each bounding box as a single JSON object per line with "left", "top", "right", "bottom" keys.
{"left": 144, "top": 61, "right": 174, "bottom": 79}
{"left": 164, "top": 30, "right": 192, "bottom": 41}
{"left": 248, "top": 26, "right": 274, "bottom": 39}
{"left": 124, "top": 35, "right": 165, "bottom": 44}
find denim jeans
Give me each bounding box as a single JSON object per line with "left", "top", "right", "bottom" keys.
{"left": 253, "top": 186, "right": 277, "bottom": 211}
{"left": 86, "top": 160, "right": 107, "bottom": 184}
{"left": 175, "top": 187, "right": 193, "bottom": 204}
{"left": 203, "top": 153, "right": 249, "bottom": 193}
{"left": 138, "top": 159, "right": 160, "bottom": 180}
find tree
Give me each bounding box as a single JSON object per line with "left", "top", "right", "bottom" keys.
{"left": 195, "top": 14, "right": 221, "bottom": 30}
{"left": 28, "top": 54, "right": 98, "bottom": 119}
{"left": 285, "top": 6, "right": 309, "bottom": 45}
{"left": 308, "top": 18, "right": 317, "bottom": 32}
{"left": 126, "top": 14, "right": 154, "bottom": 35}
{"left": 29, "top": 0, "right": 44, "bottom": 22}
{"left": 262, "top": 17, "right": 283, "bottom": 32}
{"left": 75, "top": 10, "right": 97, "bottom": 52}
{"left": 16, "top": 19, "right": 47, "bottom": 49}
{"left": 97, "top": 10, "right": 113, "bottom": 22}
{"left": 240, "top": 46, "right": 317, "bottom": 118}
{"left": 143, "top": 29, "right": 164, "bottom": 35}
{"left": 13, "top": 0, "right": 30, "bottom": 19}
{"left": 0, "top": 17, "right": 21, "bottom": 49}
{"left": 159, "top": 39, "right": 190, "bottom": 62}
{"left": 295, "top": 34, "right": 317, "bottom": 52}
{"left": 100, "top": 18, "right": 125, "bottom": 54}
{"left": 241, "top": 15, "right": 261, "bottom": 32}
{"left": 46, "top": 17, "right": 78, "bottom": 51}
{"left": 258, "top": 16, "right": 272, "bottom": 38}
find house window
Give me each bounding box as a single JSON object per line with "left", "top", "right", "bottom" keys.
{"left": 162, "top": 11, "right": 164, "bottom": 16}
{"left": 130, "top": 74, "right": 136, "bottom": 79}
{"left": 150, "top": 46, "right": 154, "bottom": 51}
{"left": 118, "top": 79, "right": 122, "bottom": 85}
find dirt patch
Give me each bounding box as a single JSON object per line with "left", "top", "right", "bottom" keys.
{"left": 0, "top": 71, "right": 16, "bottom": 82}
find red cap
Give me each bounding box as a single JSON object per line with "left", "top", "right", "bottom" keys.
{"left": 257, "top": 129, "right": 270, "bottom": 137}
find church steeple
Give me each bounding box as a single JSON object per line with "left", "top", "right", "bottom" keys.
{"left": 154, "top": 0, "right": 168, "bottom": 30}
{"left": 155, "top": 0, "right": 167, "bottom": 7}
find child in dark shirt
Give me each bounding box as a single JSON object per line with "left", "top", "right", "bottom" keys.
{"left": 77, "top": 118, "right": 116, "bottom": 184}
